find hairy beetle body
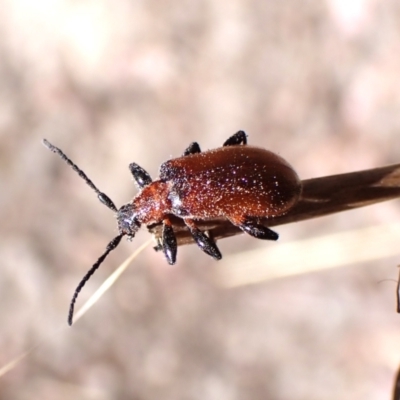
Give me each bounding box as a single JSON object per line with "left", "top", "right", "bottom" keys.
{"left": 160, "top": 145, "right": 300, "bottom": 221}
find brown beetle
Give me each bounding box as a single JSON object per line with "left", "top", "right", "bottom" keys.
{"left": 43, "top": 131, "right": 301, "bottom": 324}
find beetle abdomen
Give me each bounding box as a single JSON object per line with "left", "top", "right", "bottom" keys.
{"left": 160, "top": 146, "right": 301, "bottom": 219}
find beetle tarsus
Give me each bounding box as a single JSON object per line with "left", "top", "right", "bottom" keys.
{"left": 238, "top": 219, "right": 279, "bottom": 241}
{"left": 162, "top": 222, "right": 177, "bottom": 264}
{"left": 188, "top": 225, "right": 222, "bottom": 260}
{"left": 129, "top": 163, "right": 152, "bottom": 189}
{"left": 223, "top": 130, "right": 247, "bottom": 146}
{"left": 183, "top": 142, "right": 201, "bottom": 156}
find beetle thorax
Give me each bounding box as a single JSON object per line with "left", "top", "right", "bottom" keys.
{"left": 131, "top": 180, "right": 171, "bottom": 225}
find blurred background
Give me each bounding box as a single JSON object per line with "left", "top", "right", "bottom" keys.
{"left": 1, "top": 0, "right": 400, "bottom": 399}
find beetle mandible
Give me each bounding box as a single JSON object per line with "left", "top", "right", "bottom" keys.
{"left": 43, "top": 131, "right": 301, "bottom": 324}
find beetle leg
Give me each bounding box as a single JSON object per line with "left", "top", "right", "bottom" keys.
{"left": 184, "top": 219, "right": 222, "bottom": 260}
{"left": 182, "top": 142, "right": 201, "bottom": 156}
{"left": 229, "top": 216, "right": 279, "bottom": 241}
{"left": 129, "top": 163, "right": 152, "bottom": 189}
{"left": 223, "top": 130, "right": 247, "bottom": 146}
{"left": 162, "top": 219, "right": 177, "bottom": 265}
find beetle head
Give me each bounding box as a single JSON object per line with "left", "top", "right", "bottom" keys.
{"left": 117, "top": 203, "right": 141, "bottom": 238}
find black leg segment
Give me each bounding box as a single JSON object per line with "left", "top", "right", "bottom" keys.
{"left": 238, "top": 218, "right": 279, "bottom": 241}
{"left": 129, "top": 163, "right": 152, "bottom": 189}
{"left": 223, "top": 130, "right": 247, "bottom": 146}
{"left": 184, "top": 219, "right": 222, "bottom": 260}
{"left": 162, "top": 221, "right": 177, "bottom": 265}
{"left": 191, "top": 227, "right": 222, "bottom": 260}
{"left": 183, "top": 142, "right": 201, "bottom": 156}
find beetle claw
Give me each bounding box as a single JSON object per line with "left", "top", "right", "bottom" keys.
{"left": 182, "top": 142, "right": 201, "bottom": 156}
{"left": 189, "top": 227, "right": 222, "bottom": 260}
{"left": 238, "top": 219, "right": 279, "bottom": 241}
{"left": 223, "top": 130, "right": 247, "bottom": 146}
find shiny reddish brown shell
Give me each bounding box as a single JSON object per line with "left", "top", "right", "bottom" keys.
{"left": 159, "top": 145, "right": 301, "bottom": 222}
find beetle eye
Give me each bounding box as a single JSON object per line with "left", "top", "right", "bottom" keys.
{"left": 117, "top": 205, "right": 141, "bottom": 236}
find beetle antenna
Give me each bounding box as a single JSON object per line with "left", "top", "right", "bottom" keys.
{"left": 68, "top": 233, "right": 124, "bottom": 325}
{"left": 42, "top": 139, "right": 118, "bottom": 212}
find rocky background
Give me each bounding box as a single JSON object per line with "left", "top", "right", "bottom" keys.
{"left": 1, "top": 0, "right": 400, "bottom": 399}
